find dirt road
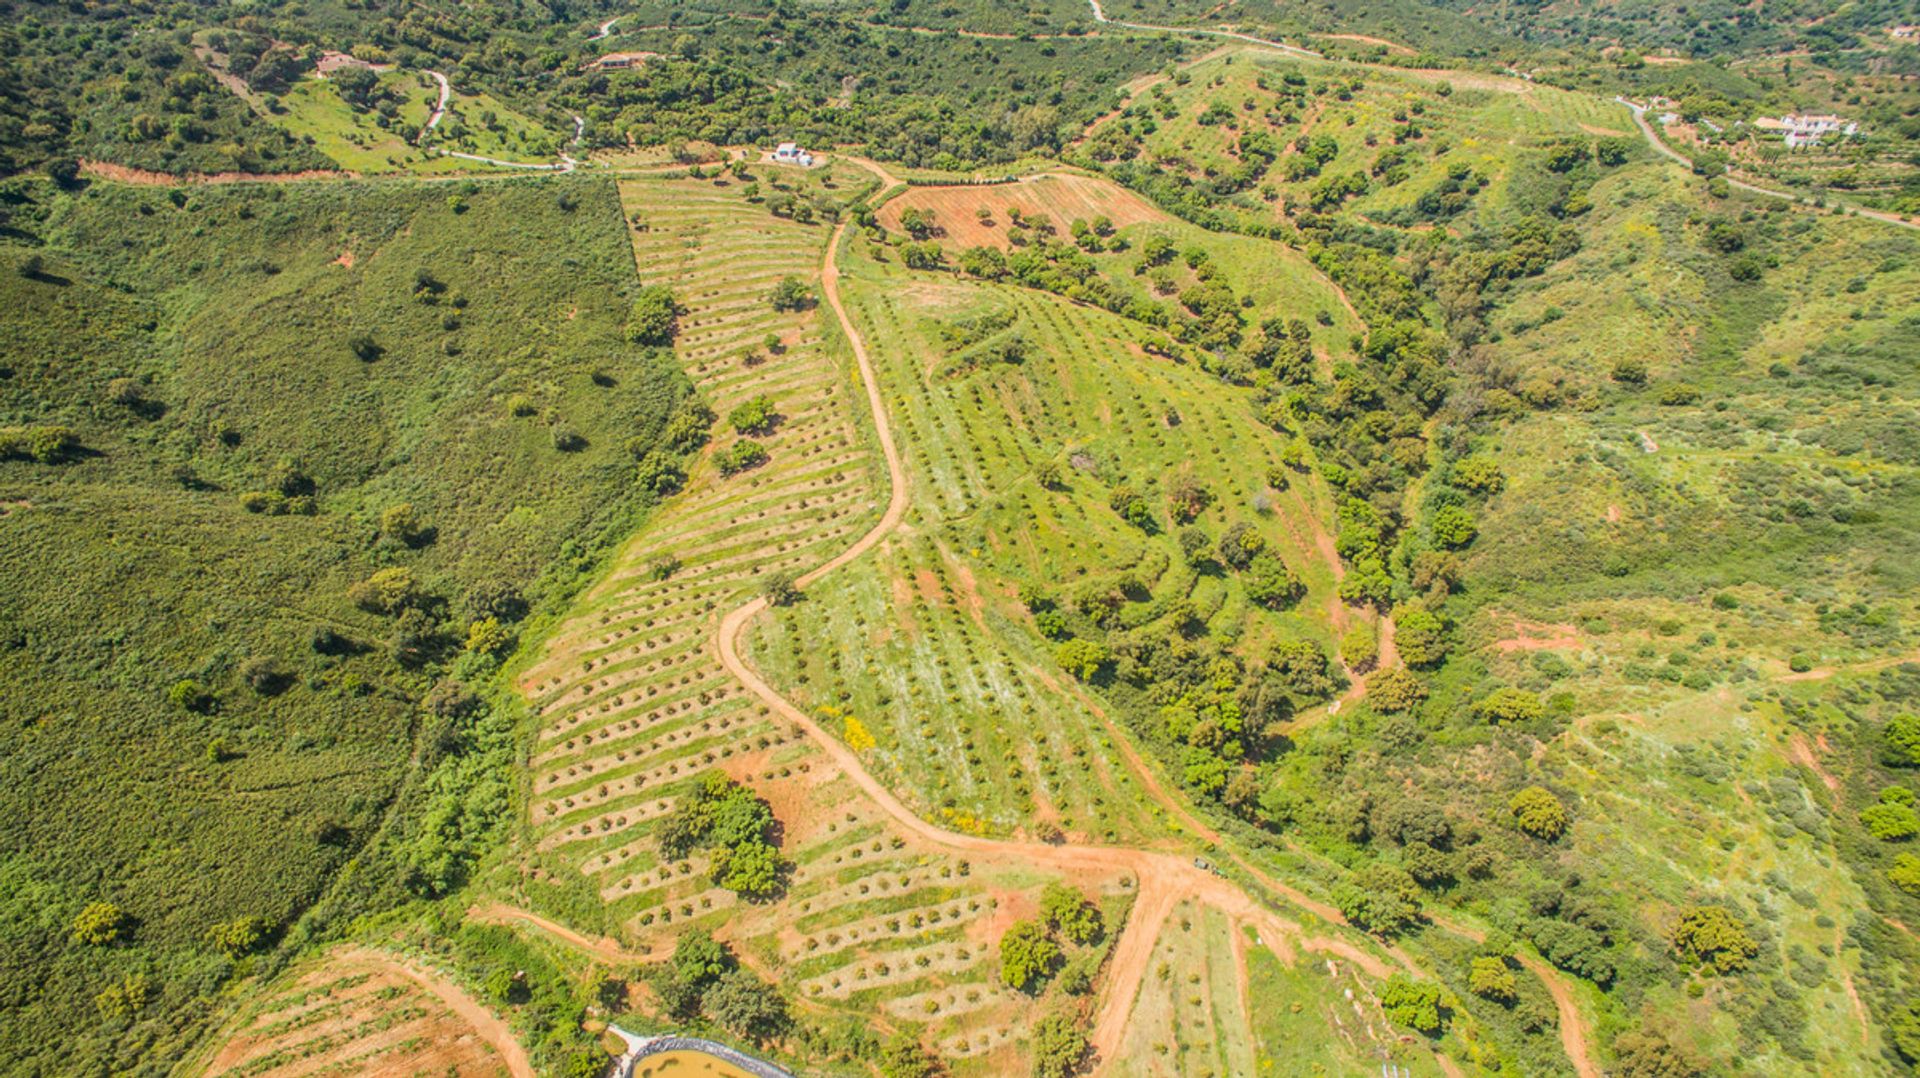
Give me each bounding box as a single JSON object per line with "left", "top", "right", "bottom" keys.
{"left": 706, "top": 162, "right": 1410, "bottom": 1069}
{"left": 1085, "top": 0, "right": 1322, "bottom": 60}
{"left": 1619, "top": 98, "right": 1918, "bottom": 234}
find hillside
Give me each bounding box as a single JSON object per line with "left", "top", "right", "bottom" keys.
{"left": 2, "top": 2, "right": 1920, "bottom": 1078}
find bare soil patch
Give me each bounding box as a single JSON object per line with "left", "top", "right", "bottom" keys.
{"left": 877, "top": 174, "right": 1169, "bottom": 250}
{"left": 80, "top": 159, "right": 353, "bottom": 185}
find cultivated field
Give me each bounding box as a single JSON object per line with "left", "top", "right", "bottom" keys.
{"left": 878, "top": 173, "right": 1169, "bottom": 248}
{"left": 508, "top": 174, "right": 1117, "bottom": 1070}
{"left": 200, "top": 948, "right": 530, "bottom": 1078}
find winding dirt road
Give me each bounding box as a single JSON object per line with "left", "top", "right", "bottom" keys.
{"left": 1085, "top": 0, "right": 1322, "bottom": 59}
{"left": 1619, "top": 97, "right": 1919, "bottom": 234}
{"left": 702, "top": 164, "right": 1414, "bottom": 1070}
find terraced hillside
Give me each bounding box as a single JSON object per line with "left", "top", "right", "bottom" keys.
{"left": 199, "top": 948, "right": 529, "bottom": 1078}
{"left": 506, "top": 173, "right": 1132, "bottom": 1069}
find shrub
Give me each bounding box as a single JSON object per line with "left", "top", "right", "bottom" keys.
{"left": 1468, "top": 956, "right": 1518, "bottom": 1003}
{"left": 1610, "top": 358, "right": 1648, "bottom": 384}
{"left": 347, "top": 334, "right": 383, "bottom": 362}
{"left": 239, "top": 656, "right": 293, "bottom": 696}
{"left": 205, "top": 915, "right": 271, "bottom": 958}
{"left": 1477, "top": 687, "right": 1544, "bottom": 724}
{"left": 1510, "top": 786, "right": 1568, "bottom": 839}
{"left": 1656, "top": 382, "right": 1701, "bottom": 406}
{"left": 1670, "top": 906, "right": 1757, "bottom": 974}
{"left": 0, "top": 425, "right": 80, "bottom": 464}
{"left": 349, "top": 567, "right": 427, "bottom": 615}
{"left": 550, "top": 425, "right": 587, "bottom": 452}
{"left": 716, "top": 441, "right": 768, "bottom": 476}
{"left": 71, "top": 902, "right": 128, "bottom": 946}
{"left": 167, "top": 679, "right": 216, "bottom": 714}
{"left": 998, "top": 920, "right": 1060, "bottom": 992}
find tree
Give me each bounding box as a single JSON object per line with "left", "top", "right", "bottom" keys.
{"left": 716, "top": 441, "right": 769, "bottom": 476}
{"left": 999, "top": 919, "right": 1061, "bottom": 991}
{"left": 761, "top": 572, "right": 800, "bottom": 607}
{"left": 1054, "top": 639, "right": 1111, "bottom": 682}
{"left": 1340, "top": 623, "right": 1379, "bottom": 672}
{"left": 1335, "top": 863, "right": 1423, "bottom": 935}
{"left": 1379, "top": 975, "right": 1447, "bottom": 1034}
{"left": 1670, "top": 906, "right": 1757, "bottom": 974}
{"left": 1510, "top": 786, "right": 1569, "bottom": 840}
{"left": 1040, "top": 884, "right": 1104, "bottom": 945}
{"left": 167, "top": 678, "right": 216, "bottom": 714}
{"left": 1468, "top": 956, "right": 1518, "bottom": 1003}
{"left": 1888, "top": 853, "right": 1920, "bottom": 896}
{"left": 729, "top": 395, "right": 779, "bottom": 436}
{"left": 1368, "top": 668, "right": 1427, "bottom": 713}
{"left": 1244, "top": 554, "right": 1303, "bottom": 609}
{"left": 1029, "top": 1013, "right": 1089, "bottom": 1078}
{"left": 703, "top": 968, "right": 790, "bottom": 1043}
{"left": 71, "top": 902, "right": 128, "bottom": 946}
{"left": 767, "top": 275, "right": 812, "bottom": 311}
{"left": 1395, "top": 607, "right": 1447, "bottom": 667}
{"left": 1430, "top": 505, "right": 1478, "bottom": 548}
{"left": 1216, "top": 521, "right": 1265, "bottom": 569}
{"left": 331, "top": 64, "right": 378, "bottom": 107}
{"left": 712, "top": 837, "right": 785, "bottom": 900}
{"left": 1882, "top": 713, "right": 1920, "bottom": 767}
{"left": 1452, "top": 457, "right": 1504, "bottom": 494}
{"left": 1862, "top": 788, "right": 1920, "bottom": 841}
{"left": 466, "top": 616, "right": 513, "bottom": 658}
{"left": 627, "top": 285, "right": 679, "bottom": 345}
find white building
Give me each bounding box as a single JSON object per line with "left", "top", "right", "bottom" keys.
{"left": 772, "top": 142, "right": 815, "bottom": 167}
{"left": 1768, "top": 114, "right": 1858, "bottom": 148}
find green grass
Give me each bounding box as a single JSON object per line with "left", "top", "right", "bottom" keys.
{"left": 0, "top": 173, "right": 683, "bottom": 1072}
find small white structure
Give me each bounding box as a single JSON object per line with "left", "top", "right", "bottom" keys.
{"left": 1764, "top": 113, "right": 1858, "bottom": 149}
{"left": 772, "top": 142, "right": 815, "bottom": 167}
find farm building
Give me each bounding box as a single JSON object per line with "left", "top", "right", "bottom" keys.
{"left": 772, "top": 142, "right": 816, "bottom": 167}
{"left": 1752, "top": 113, "right": 1859, "bottom": 148}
